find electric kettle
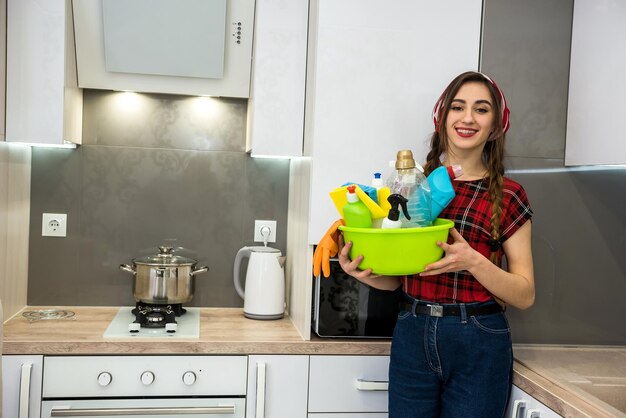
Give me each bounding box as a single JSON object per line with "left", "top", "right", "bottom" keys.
{"left": 233, "top": 246, "right": 286, "bottom": 320}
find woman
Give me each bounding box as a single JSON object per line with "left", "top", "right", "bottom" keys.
{"left": 338, "top": 71, "right": 535, "bottom": 418}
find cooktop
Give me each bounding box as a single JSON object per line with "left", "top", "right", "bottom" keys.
{"left": 103, "top": 307, "right": 200, "bottom": 339}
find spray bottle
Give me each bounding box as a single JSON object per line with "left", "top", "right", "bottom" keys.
{"left": 342, "top": 185, "right": 372, "bottom": 228}
{"left": 386, "top": 150, "right": 432, "bottom": 227}
{"left": 427, "top": 164, "right": 463, "bottom": 221}
{"left": 381, "top": 194, "right": 411, "bottom": 229}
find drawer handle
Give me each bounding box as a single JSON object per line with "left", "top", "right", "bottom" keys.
{"left": 20, "top": 363, "right": 33, "bottom": 418}
{"left": 525, "top": 409, "right": 541, "bottom": 418}
{"left": 256, "top": 362, "right": 267, "bottom": 418}
{"left": 511, "top": 400, "right": 526, "bottom": 418}
{"left": 50, "top": 405, "right": 236, "bottom": 416}
{"left": 355, "top": 379, "right": 389, "bottom": 391}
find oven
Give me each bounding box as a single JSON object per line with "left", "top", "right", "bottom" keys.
{"left": 41, "top": 356, "right": 246, "bottom": 417}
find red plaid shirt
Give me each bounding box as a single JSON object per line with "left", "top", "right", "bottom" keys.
{"left": 403, "top": 177, "right": 533, "bottom": 303}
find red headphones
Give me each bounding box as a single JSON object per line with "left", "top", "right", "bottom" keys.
{"left": 432, "top": 72, "right": 510, "bottom": 137}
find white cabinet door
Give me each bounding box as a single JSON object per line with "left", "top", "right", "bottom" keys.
{"left": 506, "top": 385, "right": 562, "bottom": 418}
{"left": 306, "top": 0, "right": 482, "bottom": 243}
{"left": 2, "top": 355, "right": 43, "bottom": 418}
{"left": 0, "top": 0, "right": 6, "bottom": 140}
{"left": 247, "top": 355, "right": 309, "bottom": 418}
{"left": 6, "top": 0, "right": 82, "bottom": 146}
{"left": 246, "top": 0, "right": 309, "bottom": 157}
{"left": 565, "top": 0, "right": 626, "bottom": 165}
{"left": 309, "top": 355, "right": 389, "bottom": 414}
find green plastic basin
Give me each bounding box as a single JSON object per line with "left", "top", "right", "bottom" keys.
{"left": 338, "top": 218, "right": 455, "bottom": 275}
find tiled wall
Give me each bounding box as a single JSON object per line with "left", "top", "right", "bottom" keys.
{"left": 27, "top": 90, "right": 290, "bottom": 307}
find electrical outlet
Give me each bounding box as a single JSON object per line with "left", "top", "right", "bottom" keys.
{"left": 254, "top": 220, "right": 276, "bottom": 243}
{"left": 42, "top": 213, "right": 67, "bottom": 237}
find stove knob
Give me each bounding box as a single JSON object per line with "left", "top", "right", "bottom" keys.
{"left": 140, "top": 371, "right": 155, "bottom": 385}
{"left": 97, "top": 372, "right": 112, "bottom": 387}
{"left": 182, "top": 371, "right": 196, "bottom": 386}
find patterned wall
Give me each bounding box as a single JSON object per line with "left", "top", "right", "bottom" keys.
{"left": 28, "top": 90, "right": 290, "bottom": 307}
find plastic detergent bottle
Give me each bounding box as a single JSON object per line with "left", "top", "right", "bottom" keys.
{"left": 381, "top": 194, "right": 410, "bottom": 229}
{"left": 428, "top": 164, "right": 463, "bottom": 221}
{"left": 386, "top": 150, "right": 432, "bottom": 227}
{"left": 342, "top": 185, "right": 372, "bottom": 228}
{"left": 372, "top": 172, "right": 392, "bottom": 226}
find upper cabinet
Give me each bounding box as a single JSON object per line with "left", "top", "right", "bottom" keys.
{"left": 565, "top": 0, "right": 626, "bottom": 166}
{"left": 0, "top": 0, "right": 5, "bottom": 140}
{"left": 5, "top": 0, "right": 82, "bottom": 146}
{"left": 305, "top": 0, "right": 483, "bottom": 243}
{"left": 245, "top": 0, "right": 309, "bottom": 157}
{"left": 72, "top": 0, "right": 255, "bottom": 98}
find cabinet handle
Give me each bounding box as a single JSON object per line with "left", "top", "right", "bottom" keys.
{"left": 355, "top": 379, "right": 389, "bottom": 391}
{"left": 256, "top": 362, "right": 267, "bottom": 418}
{"left": 49, "top": 406, "right": 236, "bottom": 416}
{"left": 19, "top": 363, "right": 33, "bottom": 418}
{"left": 525, "top": 409, "right": 541, "bottom": 418}
{"left": 511, "top": 400, "right": 526, "bottom": 418}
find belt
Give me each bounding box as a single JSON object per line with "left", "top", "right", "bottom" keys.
{"left": 402, "top": 301, "right": 502, "bottom": 317}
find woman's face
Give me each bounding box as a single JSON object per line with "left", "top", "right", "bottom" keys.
{"left": 445, "top": 81, "right": 495, "bottom": 153}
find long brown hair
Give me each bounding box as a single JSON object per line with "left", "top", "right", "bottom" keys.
{"left": 423, "top": 71, "right": 507, "bottom": 264}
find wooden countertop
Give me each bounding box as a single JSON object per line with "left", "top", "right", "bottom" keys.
{"left": 2, "top": 306, "right": 391, "bottom": 355}
{"left": 3, "top": 307, "right": 623, "bottom": 417}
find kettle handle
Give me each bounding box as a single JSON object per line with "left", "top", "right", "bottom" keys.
{"left": 233, "top": 247, "right": 252, "bottom": 299}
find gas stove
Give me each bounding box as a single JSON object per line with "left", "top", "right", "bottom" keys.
{"left": 103, "top": 304, "right": 200, "bottom": 338}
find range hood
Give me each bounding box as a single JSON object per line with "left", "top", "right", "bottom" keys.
{"left": 72, "top": 0, "right": 255, "bottom": 98}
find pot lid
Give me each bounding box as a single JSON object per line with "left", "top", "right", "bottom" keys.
{"left": 132, "top": 246, "right": 198, "bottom": 266}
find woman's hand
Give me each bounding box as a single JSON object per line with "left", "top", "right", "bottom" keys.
{"left": 337, "top": 234, "right": 402, "bottom": 290}
{"left": 420, "top": 228, "right": 481, "bottom": 276}
{"left": 337, "top": 233, "right": 381, "bottom": 281}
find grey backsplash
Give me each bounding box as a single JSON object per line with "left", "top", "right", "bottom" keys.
{"left": 28, "top": 89, "right": 290, "bottom": 308}
{"left": 483, "top": 0, "right": 626, "bottom": 345}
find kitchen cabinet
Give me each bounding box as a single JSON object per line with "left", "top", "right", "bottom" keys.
{"left": 0, "top": 0, "right": 6, "bottom": 140}
{"left": 5, "top": 0, "right": 82, "bottom": 146}
{"left": 304, "top": 0, "right": 483, "bottom": 243}
{"left": 565, "top": 0, "right": 626, "bottom": 165}
{"left": 246, "top": 0, "right": 309, "bottom": 157}
{"left": 2, "top": 355, "right": 43, "bottom": 418}
{"left": 309, "top": 355, "right": 389, "bottom": 415}
{"left": 506, "top": 385, "right": 562, "bottom": 418}
{"left": 246, "top": 355, "right": 309, "bottom": 418}
{"left": 309, "top": 415, "right": 387, "bottom": 418}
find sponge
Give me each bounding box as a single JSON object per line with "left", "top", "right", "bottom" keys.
{"left": 330, "top": 185, "right": 387, "bottom": 219}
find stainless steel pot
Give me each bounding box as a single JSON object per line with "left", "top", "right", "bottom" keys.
{"left": 119, "top": 246, "right": 209, "bottom": 304}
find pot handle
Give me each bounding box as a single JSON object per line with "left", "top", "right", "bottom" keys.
{"left": 233, "top": 247, "right": 252, "bottom": 300}
{"left": 190, "top": 266, "right": 209, "bottom": 276}
{"left": 119, "top": 264, "right": 136, "bottom": 275}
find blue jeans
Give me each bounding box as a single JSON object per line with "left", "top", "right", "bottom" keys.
{"left": 388, "top": 300, "right": 513, "bottom": 418}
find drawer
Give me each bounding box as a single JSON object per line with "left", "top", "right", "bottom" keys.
{"left": 309, "top": 355, "right": 389, "bottom": 413}
{"left": 309, "top": 414, "right": 387, "bottom": 418}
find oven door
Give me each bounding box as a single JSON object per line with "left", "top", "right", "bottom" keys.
{"left": 312, "top": 258, "right": 402, "bottom": 338}
{"left": 42, "top": 398, "right": 245, "bottom": 418}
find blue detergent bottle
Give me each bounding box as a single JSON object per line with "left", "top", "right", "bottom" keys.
{"left": 428, "top": 165, "right": 463, "bottom": 221}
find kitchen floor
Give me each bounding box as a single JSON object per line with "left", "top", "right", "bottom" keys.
{"left": 513, "top": 345, "right": 626, "bottom": 415}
